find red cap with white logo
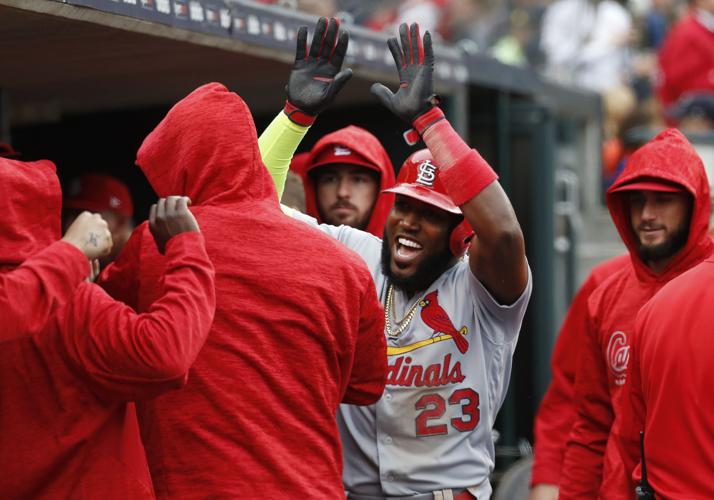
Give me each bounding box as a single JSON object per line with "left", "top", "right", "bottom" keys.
{"left": 384, "top": 149, "right": 473, "bottom": 256}
{"left": 383, "top": 149, "right": 461, "bottom": 214}
{"left": 63, "top": 173, "right": 134, "bottom": 219}
{"left": 309, "top": 145, "right": 380, "bottom": 173}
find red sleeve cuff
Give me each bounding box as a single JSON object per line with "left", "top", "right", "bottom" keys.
{"left": 412, "top": 107, "right": 446, "bottom": 136}
{"left": 54, "top": 241, "right": 90, "bottom": 283}
{"left": 439, "top": 149, "right": 498, "bottom": 206}
{"left": 283, "top": 101, "right": 316, "bottom": 126}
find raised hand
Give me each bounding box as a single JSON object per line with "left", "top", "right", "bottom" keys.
{"left": 285, "top": 17, "right": 352, "bottom": 125}
{"left": 62, "top": 211, "right": 113, "bottom": 260}
{"left": 149, "top": 196, "right": 199, "bottom": 254}
{"left": 371, "top": 23, "right": 440, "bottom": 124}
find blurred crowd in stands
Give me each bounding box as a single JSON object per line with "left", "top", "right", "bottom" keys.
{"left": 254, "top": 0, "right": 714, "bottom": 191}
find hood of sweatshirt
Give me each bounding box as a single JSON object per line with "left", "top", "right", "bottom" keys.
{"left": 0, "top": 157, "right": 62, "bottom": 268}
{"left": 607, "top": 128, "right": 713, "bottom": 283}
{"left": 294, "top": 125, "right": 395, "bottom": 237}
{"left": 137, "top": 82, "right": 278, "bottom": 210}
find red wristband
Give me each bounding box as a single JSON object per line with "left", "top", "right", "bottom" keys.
{"left": 439, "top": 149, "right": 498, "bottom": 206}
{"left": 412, "top": 107, "right": 446, "bottom": 136}
{"left": 283, "top": 101, "right": 316, "bottom": 126}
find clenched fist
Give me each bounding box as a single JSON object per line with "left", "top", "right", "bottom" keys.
{"left": 149, "top": 196, "right": 199, "bottom": 254}
{"left": 62, "top": 211, "right": 114, "bottom": 260}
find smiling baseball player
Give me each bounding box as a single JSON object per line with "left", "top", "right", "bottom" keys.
{"left": 260, "top": 20, "right": 532, "bottom": 499}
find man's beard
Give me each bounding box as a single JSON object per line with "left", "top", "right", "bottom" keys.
{"left": 380, "top": 232, "right": 457, "bottom": 293}
{"left": 322, "top": 201, "right": 368, "bottom": 230}
{"left": 636, "top": 222, "right": 690, "bottom": 263}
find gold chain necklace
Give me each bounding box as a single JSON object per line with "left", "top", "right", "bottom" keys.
{"left": 384, "top": 284, "right": 423, "bottom": 338}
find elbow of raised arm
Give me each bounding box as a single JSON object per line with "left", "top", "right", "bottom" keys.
{"left": 344, "top": 381, "right": 386, "bottom": 406}
{"left": 135, "top": 319, "right": 205, "bottom": 381}
{"left": 151, "top": 358, "right": 192, "bottom": 382}
{"left": 139, "top": 350, "right": 192, "bottom": 382}
{"left": 495, "top": 222, "right": 525, "bottom": 260}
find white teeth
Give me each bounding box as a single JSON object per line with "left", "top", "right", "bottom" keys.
{"left": 398, "top": 237, "right": 422, "bottom": 249}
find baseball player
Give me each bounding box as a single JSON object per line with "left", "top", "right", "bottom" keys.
{"left": 559, "top": 128, "right": 713, "bottom": 499}
{"left": 290, "top": 125, "right": 395, "bottom": 236}
{"left": 97, "top": 20, "right": 387, "bottom": 497}
{"left": 0, "top": 152, "right": 216, "bottom": 498}
{"left": 529, "top": 254, "right": 629, "bottom": 500}
{"left": 262, "top": 21, "right": 532, "bottom": 498}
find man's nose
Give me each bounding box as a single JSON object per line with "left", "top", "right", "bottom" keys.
{"left": 399, "top": 211, "right": 420, "bottom": 230}
{"left": 641, "top": 200, "right": 657, "bottom": 221}
{"left": 336, "top": 177, "right": 350, "bottom": 198}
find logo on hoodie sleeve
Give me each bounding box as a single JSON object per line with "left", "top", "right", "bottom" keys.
{"left": 607, "top": 330, "right": 630, "bottom": 385}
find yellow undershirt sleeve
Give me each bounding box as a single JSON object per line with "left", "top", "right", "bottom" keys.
{"left": 258, "top": 111, "right": 310, "bottom": 199}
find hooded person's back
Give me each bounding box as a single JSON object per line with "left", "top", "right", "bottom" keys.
{"left": 559, "top": 128, "right": 713, "bottom": 499}
{"left": 293, "top": 126, "right": 395, "bottom": 237}
{"left": 0, "top": 158, "right": 216, "bottom": 498}
{"left": 99, "top": 83, "right": 387, "bottom": 498}
{"left": 0, "top": 158, "right": 93, "bottom": 341}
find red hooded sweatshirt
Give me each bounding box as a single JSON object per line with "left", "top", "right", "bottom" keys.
{"left": 293, "top": 125, "right": 395, "bottom": 237}
{"left": 559, "top": 128, "right": 713, "bottom": 499}
{"left": 616, "top": 255, "right": 714, "bottom": 499}
{"left": 657, "top": 11, "right": 714, "bottom": 109}
{"left": 99, "top": 83, "right": 387, "bottom": 498}
{"left": 0, "top": 161, "right": 216, "bottom": 498}
{"left": 530, "top": 254, "right": 629, "bottom": 487}
{"left": 0, "top": 158, "right": 90, "bottom": 342}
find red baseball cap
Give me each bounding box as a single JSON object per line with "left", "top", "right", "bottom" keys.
{"left": 609, "top": 177, "right": 686, "bottom": 194}
{"left": 383, "top": 149, "right": 461, "bottom": 214}
{"left": 309, "top": 144, "right": 380, "bottom": 173}
{"left": 64, "top": 173, "right": 134, "bottom": 218}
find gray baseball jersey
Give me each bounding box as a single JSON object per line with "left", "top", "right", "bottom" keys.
{"left": 292, "top": 211, "right": 532, "bottom": 499}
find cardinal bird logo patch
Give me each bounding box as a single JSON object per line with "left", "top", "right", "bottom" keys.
{"left": 386, "top": 290, "right": 470, "bottom": 356}
{"left": 419, "top": 290, "right": 469, "bottom": 353}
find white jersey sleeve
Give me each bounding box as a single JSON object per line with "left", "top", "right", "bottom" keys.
{"left": 467, "top": 265, "right": 533, "bottom": 345}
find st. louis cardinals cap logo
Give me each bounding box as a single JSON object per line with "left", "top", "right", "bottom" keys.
{"left": 607, "top": 331, "right": 630, "bottom": 385}
{"left": 416, "top": 160, "right": 437, "bottom": 187}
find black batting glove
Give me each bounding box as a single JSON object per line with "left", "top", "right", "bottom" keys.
{"left": 371, "top": 23, "right": 441, "bottom": 126}
{"left": 284, "top": 17, "right": 352, "bottom": 126}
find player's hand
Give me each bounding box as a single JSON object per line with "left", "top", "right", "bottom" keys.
{"left": 371, "top": 23, "right": 440, "bottom": 124}
{"left": 529, "top": 484, "right": 559, "bottom": 500}
{"left": 149, "top": 196, "right": 199, "bottom": 254}
{"left": 62, "top": 211, "right": 113, "bottom": 260}
{"left": 285, "top": 17, "right": 352, "bottom": 124}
